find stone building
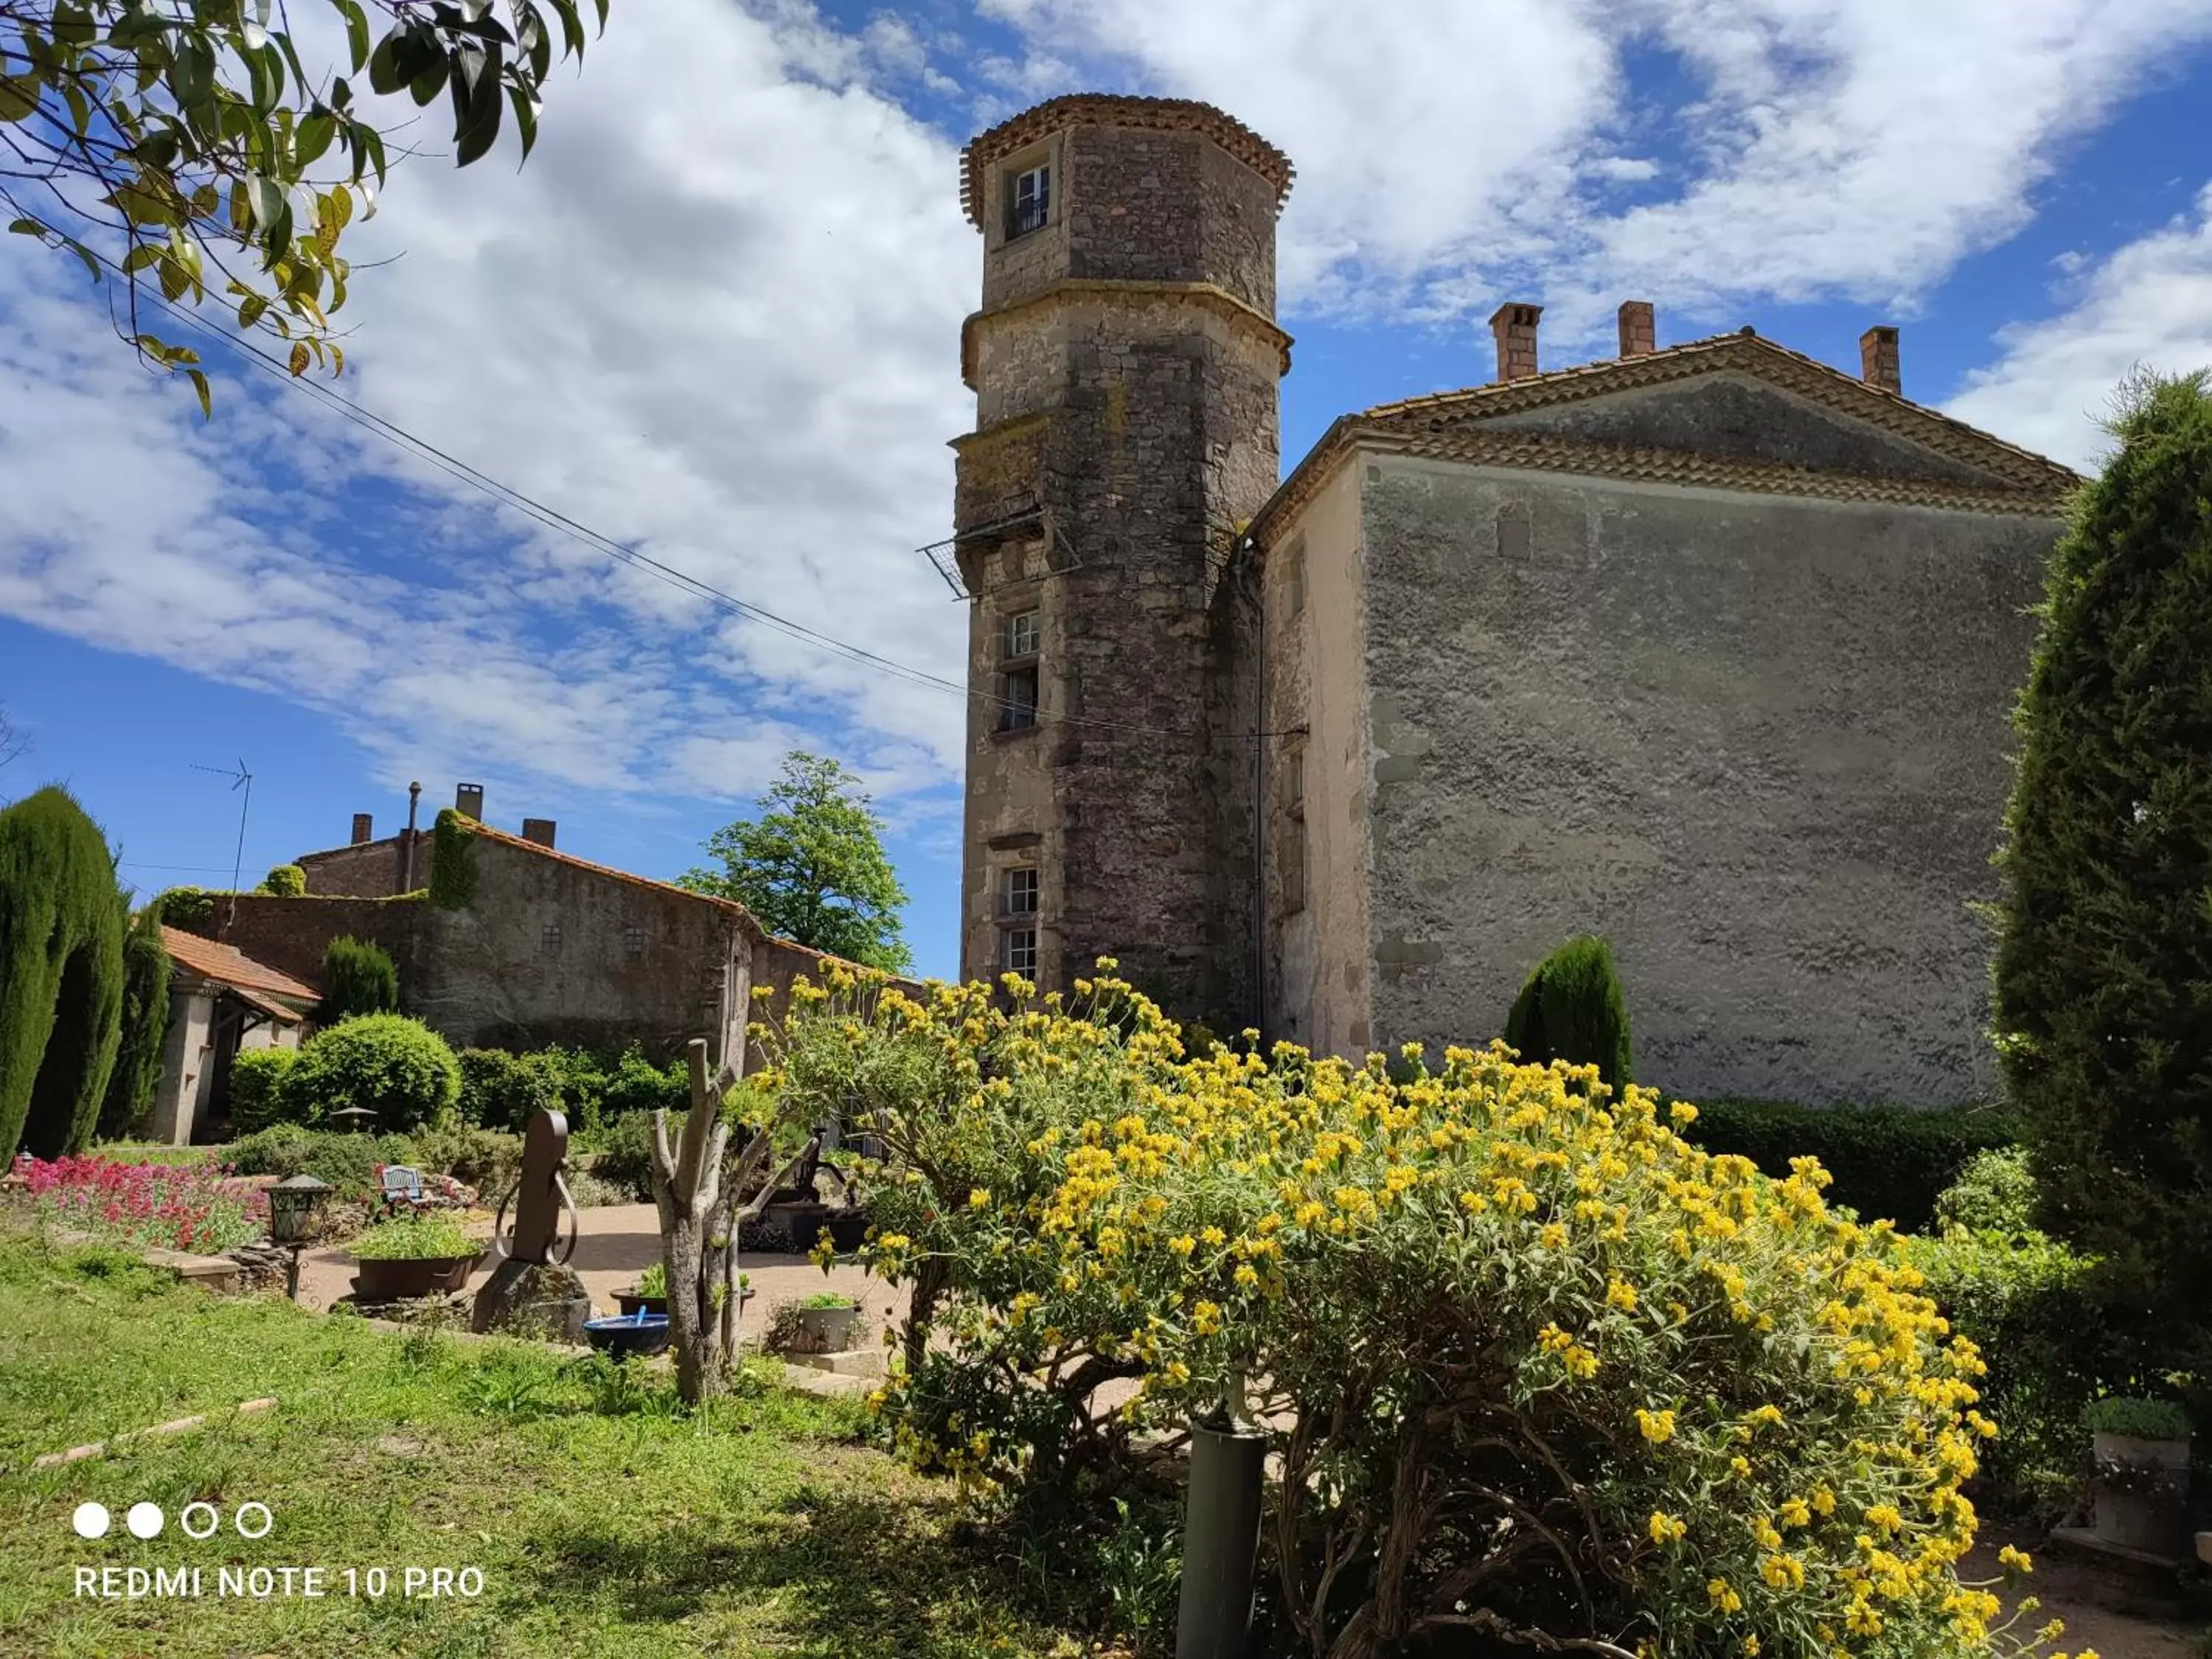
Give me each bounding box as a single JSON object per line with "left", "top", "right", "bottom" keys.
{"left": 949, "top": 94, "right": 2081, "bottom": 1104}
{"left": 148, "top": 927, "right": 316, "bottom": 1145}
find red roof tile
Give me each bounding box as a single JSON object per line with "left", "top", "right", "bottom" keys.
{"left": 161, "top": 927, "right": 320, "bottom": 1004}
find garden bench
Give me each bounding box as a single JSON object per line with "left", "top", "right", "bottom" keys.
{"left": 377, "top": 1165, "right": 431, "bottom": 1216}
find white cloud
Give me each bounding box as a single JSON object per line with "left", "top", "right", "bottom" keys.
{"left": 1946, "top": 184, "right": 2212, "bottom": 470}
{"left": 0, "top": 0, "right": 981, "bottom": 816}
{"left": 976, "top": 0, "right": 2212, "bottom": 344}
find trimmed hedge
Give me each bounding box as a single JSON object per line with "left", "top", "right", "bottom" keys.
{"left": 97, "top": 902, "right": 173, "bottom": 1140}
{"left": 286, "top": 1014, "right": 461, "bottom": 1133}
{"left": 320, "top": 936, "right": 399, "bottom": 1023}
{"left": 1675, "top": 1097, "right": 2022, "bottom": 1233}
{"left": 456, "top": 1047, "right": 564, "bottom": 1132}
{"left": 229, "top": 1046, "right": 302, "bottom": 1134}
{"left": 1503, "top": 934, "right": 1633, "bottom": 1091}
{"left": 1, "top": 787, "right": 128, "bottom": 1162}
{"left": 226, "top": 1124, "right": 417, "bottom": 1201}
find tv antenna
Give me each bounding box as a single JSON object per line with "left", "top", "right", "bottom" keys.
{"left": 189, "top": 758, "right": 253, "bottom": 926}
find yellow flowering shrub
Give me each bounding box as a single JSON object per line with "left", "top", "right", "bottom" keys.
{"left": 755, "top": 964, "right": 2068, "bottom": 1659}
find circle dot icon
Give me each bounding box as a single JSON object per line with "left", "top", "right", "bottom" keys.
{"left": 125, "top": 1502, "right": 164, "bottom": 1540}
{"left": 71, "top": 1502, "right": 111, "bottom": 1539}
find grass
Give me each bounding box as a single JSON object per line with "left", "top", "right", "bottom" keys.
{"left": 0, "top": 1224, "right": 1107, "bottom": 1657}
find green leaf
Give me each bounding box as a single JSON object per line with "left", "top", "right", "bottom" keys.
{"left": 60, "top": 236, "right": 101, "bottom": 283}
{"left": 248, "top": 42, "right": 280, "bottom": 116}
{"left": 296, "top": 111, "right": 335, "bottom": 168}
{"left": 187, "top": 368, "right": 212, "bottom": 420}
{"left": 552, "top": 0, "right": 586, "bottom": 62}
{"left": 110, "top": 184, "right": 176, "bottom": 226}
{"left": 237, "top": 292, "right": 268, "bottom": 330}
{"left": 245, "top": 173, "right": 282, "bottom": 231}
{"left": 366, "top": 31, "right": 402, "bottom": 96}
{"left": 158, "top": 254, "right": 190, "bottom": 302}
{"left": 268, "top": 198, "right": 294, "bottom": 264}
{"left": 171, "top": 37, "right": 213, "bottom": 111}
{"left": 7, "top": 217, "right": 47, "bottom": 237}
{"left": 0, "top": 76, "right": 41, "bottom": 123}
{"left": 409, "top": 58, "right": 446, "bottom": 107}
{"left": 337, "top": 0, "right": 371, "bottom": 72}
{"left": 505, "top": 83, "right": 539, "bottom": 162}
{"left": 121, "top": 241, "right": 163, "bottom": 273}
{"left": 287, "top": 340, "right": 310, "bottom": 377}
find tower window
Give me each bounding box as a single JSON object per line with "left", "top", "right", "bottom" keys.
{"left": 998, "top": 665, "right": 1039, "bottom": 731}
{"left": 1005, "top": 609, "right": 1040, "bottom": 660}
{"left": 1008, "top": 164, "right": 1050, "bottom": 238}
{"left": 1005, "top": 926, "right": 1038, "bottom": 975}
{"left": 1002, "top": 866, "right": 1038, "bottom": 918}
{"left": 540, "top": 922, "right": 562, "bottom": 954}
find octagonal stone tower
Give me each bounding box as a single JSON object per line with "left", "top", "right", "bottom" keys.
{"left": 951, "top": 96, "right": 1294, "bottom": 1026}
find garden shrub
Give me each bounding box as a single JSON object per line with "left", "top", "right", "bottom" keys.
{"left": 1679, "top": 1097, "right": 2021, "bottom": 1233}
{"left": 228, "top": 1046, "right": 304, "bottom": 1134}
{"left": 152, "top": 885, "right": 218, "bottom": 931}
{"left": 286, "top": 1014, "right": 461, "bottom": 1133}
{"left": 1992, "top": 370, "right": 2212, "bottom": 1380}
{"left": 0, "top": 787, "right": 128, "bottom": 1163}
{"left": 599, "top": 1045, "right": 688, "bottom": 1118}
{"left": 408, "top": 1123, "right": 524, "bottom": 1199}
{"left": 1935, "top": 1147, "right": 2039, "bottom": 1238}
{"left": 223, "top": 1124, "right": 417, "bottom": 1201}
{"left": 257, "top": 863, "right": 307, "bottom": 897}
{"left": 456, "top": 1048, "right": 566, "bottom": 1131}
{"left": 763, "top": 964, "right": 2050, "bottom": 1659}
{"left": 97, "top": 903, "right": 173, "bottom": 1141}
{"left": 1502, "top": 933, "right": 1633, "bottom": 1090}
{"left": 593, "top": 1107, "right": 671, "bottom": 1203}
{"left": 319, "top": 936, "right": 399, "bottom": 1023}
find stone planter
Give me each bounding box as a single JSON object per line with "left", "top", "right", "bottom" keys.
{"left": 2091, "top": 1430, "right": 2192, "bottom": 1557}
{"left": 787, "top": 1301, "right": 859, "bottom": 1354}
{"left": 614, "top": 1292, "right": 668, "bottom": 1318}
{"left": 351, "top": 1252, "right": 481, "bottom": 1301}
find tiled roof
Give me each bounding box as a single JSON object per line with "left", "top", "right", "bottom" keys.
{"left": 161, "top": 927, "right": 320, "bottom": 1004}
{"left": 459, "top": 821, "right": 764, "bottom": 935}
{"left": 961, "top": 95, "right": 1294, "bottom": 228}
{"left": 1249, "top": 328, "right": 2082, "bottom": 546}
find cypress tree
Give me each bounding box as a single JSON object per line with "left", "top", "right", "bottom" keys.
{"left": 1503, "top": 934, "right": 1634, "bottom": 1093}
{"left": 96, "top": 902, "right": 173, "bottom": 1141}
{"left": 1991, "top": 369, "right": 2212, "bottom": 1363}
{"left": 0, "top": 787, "right": 128, "bottom": 1161}
{"left": 321, "top": 936, "right": 400, "bottom": 1022}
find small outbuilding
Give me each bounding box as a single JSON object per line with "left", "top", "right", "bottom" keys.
{"left": 149, "top": 926, "right": 319, "bottom": 1145}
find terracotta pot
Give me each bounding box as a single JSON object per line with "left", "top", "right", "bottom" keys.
{"left": 2091, "top": 1431, "right": 2192, "bottom": 1557}
{"left": 350, "top": 1252, "right": 481, "bottom": 1301}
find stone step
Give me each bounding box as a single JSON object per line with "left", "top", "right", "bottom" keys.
{"left": 140, "top": 1248, "right": 242, "bottom": 1293}
{"left": 785, "top": 1348, "right": 886, "bottom": 1379}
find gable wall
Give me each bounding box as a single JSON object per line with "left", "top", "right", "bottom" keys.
{"left": 1350, "top": 455, "right": 2056, "bottom": 1105}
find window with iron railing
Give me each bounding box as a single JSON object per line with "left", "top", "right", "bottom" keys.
{"left": 1008, "top": 165, "right": 1050, "bottom": 237}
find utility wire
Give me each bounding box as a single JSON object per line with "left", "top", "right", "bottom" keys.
{"left": 120, "top": 274, "right": 1303, "bottom": 745}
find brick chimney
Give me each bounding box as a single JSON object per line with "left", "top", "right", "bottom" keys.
{"left": 1859, "top": 325, "right": 1901, "bottom": 396}
{"left": 1618, "top": 300, "right": 1656, "bottom": 359}
{"left": 455, "top": 782, "right": 484, "bottom": 821}
{"left": 1489, "top": 302, "right": 1543, "bottom": 383}
{"left": 521, "top": 817, "right": 557, "bottom": 849}
{"left": 350, "top": 812, "right": 374, "bottom": 846}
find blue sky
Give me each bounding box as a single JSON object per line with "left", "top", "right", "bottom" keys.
{"left": 4, "top": 0, "right": 2212, "bottom": 981}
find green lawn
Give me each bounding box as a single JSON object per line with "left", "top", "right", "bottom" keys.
{"left": 0, "top": 1225, "right": 1104, "bottom": 1657}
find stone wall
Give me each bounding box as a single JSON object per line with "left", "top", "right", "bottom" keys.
{"left": 1351, "top": 457, "right": 2056, "bottom": 1104}
{"left": 209, "top": 896, "right": 421, "bottom": 989}
{"left": 296, "top": 831, "right": 428, "bottom": 897}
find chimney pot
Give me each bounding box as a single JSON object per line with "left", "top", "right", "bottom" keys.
{"left": 350, "top": 812, "right": 374, "bottom": 846}
{"left": 1488, "top": 302, "right": 1543, "bottom": 383}
{"left": 1618, "top": 300, "right": 1656, "bottom": 359}
{"left": 455, "top": 782, "right": 484, "bottom": 821}
{"left": 521, "top": 817, "right": 557, "bottom": 849}
{"left": 1859, "top": 325, "right": 1901, "bottom": 396}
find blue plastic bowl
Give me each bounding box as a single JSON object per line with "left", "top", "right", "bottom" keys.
{"left": 583, "top": 1312, "right": 670, "bottom": 1360}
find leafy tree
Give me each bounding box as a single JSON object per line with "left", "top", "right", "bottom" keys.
{"left": 0, "top": 786, "right": 126, "bottom": 1161}
{"left": 1503, "top": 933, "right": 1634, "bottom": 1093}
{"left": 320, "top": 933, "right": 397, "bottom": 1020}
{"left": 678, "top": 751, "right": 912, "bottom": 973}
{"left": 96, "top": 899, "right": 173, "bottom": 1138}
{"left": 257, "top": 861, "right": 306, "bottom": 896}
{"left": 1991, "top": 367, "right": 2212, "bottom": 1374}
{"left": 0, "top": 0, "right": 610, "bottom": 412}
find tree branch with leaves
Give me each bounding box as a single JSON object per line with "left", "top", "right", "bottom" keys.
{"left": 0, "top": 0, "right": 608, "bottom": 414}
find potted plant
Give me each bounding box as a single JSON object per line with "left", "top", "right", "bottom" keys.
{"left": 347, "top": 1214, "right": 483, "bottom": 1300}
{"left": 770, "top": 1290, "right": 860, "bottom": 1355}
{"left": 2084, "top": 1396, "right": 2193, "bottom": 1557}
{"left": 618, "top": 1262, "right": 752, "bottom": 1318}
{"left": 616, "top": 1261, "right": 669, "bottom": 1318}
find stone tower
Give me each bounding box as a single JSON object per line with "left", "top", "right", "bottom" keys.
{"left": 950, "top": 96, "right": 1294, "bottom": 1025}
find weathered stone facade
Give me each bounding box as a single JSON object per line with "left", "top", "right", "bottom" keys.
{"left": 955, "top": 95, "right": 2084, "bottom": 1103}
{"left": 953, "top": 97, "right": 1293, "bottom": 1027}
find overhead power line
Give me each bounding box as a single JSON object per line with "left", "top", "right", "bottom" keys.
{"left": 119, "top": 278, "right": 1301, "bottom": 746}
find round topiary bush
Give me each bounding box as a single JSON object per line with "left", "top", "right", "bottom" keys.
{"left": 257, "top": 863, "right": 307, "bottom": 897}
{"left": 763, "top": 964, "right": 2045, "bottom": 1659}
{"left": 287, "top": 1014, "right": 461, "bottom": 1133}
{"left": 228, "top": 1046, "right": 304, "bottom": 1134}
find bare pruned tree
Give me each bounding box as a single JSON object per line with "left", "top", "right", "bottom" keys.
{"left": 0, "top": 704, "right": 29, "bottom": 771}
